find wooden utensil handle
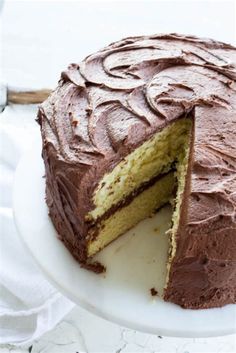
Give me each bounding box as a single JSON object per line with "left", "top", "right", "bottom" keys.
{"left": 8, "top": 89, "right": 52, "bottom": 104}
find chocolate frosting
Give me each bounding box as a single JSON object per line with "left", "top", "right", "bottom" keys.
{"left": 38, "top": 34, "right": 236, "bottom": 308}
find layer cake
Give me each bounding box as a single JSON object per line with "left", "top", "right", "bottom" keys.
{"left": 38, "top": 34, "right": 236, "bottom": 309}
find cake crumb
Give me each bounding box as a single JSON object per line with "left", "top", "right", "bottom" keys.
{"left": 150, "top": 287, "right": 158, "bottom": 296}
{"left": 153, "top": 227, "right": 159, "bottom": 233}
{"left": 72, "top": 120, "right": 78, "bottom": 127}
{"left": 82, "top": 261, "right": 106, "bottom": 274}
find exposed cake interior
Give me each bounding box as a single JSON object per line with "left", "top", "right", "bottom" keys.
{"left": 166, "top": 128, "right": 191, "bottom": 282}
{"left": 87, "top": 118, "right": 192, "bottom": 259}
{"left": 88, "top": 172, "right": 174, "bottom": 256}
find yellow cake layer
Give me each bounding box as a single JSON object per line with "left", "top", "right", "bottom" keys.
{"left": 166, "top": 126, "right": 192, "bottom": 284}
{"left": 88, "top": 118, "right": 191, "bottom": 222}
{"left": 88, "top": 172, "right": 175, "bottom": 257}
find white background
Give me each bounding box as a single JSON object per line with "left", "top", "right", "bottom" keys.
{"left": 2, "top": 0, "right": 236, "bottom": 89}
{"left": 1, "top": 0, "right": 236, "bottom": 352}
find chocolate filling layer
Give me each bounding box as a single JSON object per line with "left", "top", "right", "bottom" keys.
{"left": 87, "top": 169, "right": 174, "bottom": 227}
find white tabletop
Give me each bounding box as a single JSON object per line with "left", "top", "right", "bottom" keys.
{"left": 1, "top": 0, "right": 236, "bottom": 352}
{"left": 1, "top": 305, "right": 236, "bottom": 353}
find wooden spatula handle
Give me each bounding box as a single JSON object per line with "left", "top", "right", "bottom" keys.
{"left": 8, "top": 89, "right": 52, "bottom": 104}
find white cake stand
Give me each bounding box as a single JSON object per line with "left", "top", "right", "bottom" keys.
{"left": 13, "top": 133, "right": 236, "bottom": 337}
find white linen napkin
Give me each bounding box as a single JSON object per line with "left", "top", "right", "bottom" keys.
{"left": 0, "top": 104, "right": 74, "bottom": 345}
